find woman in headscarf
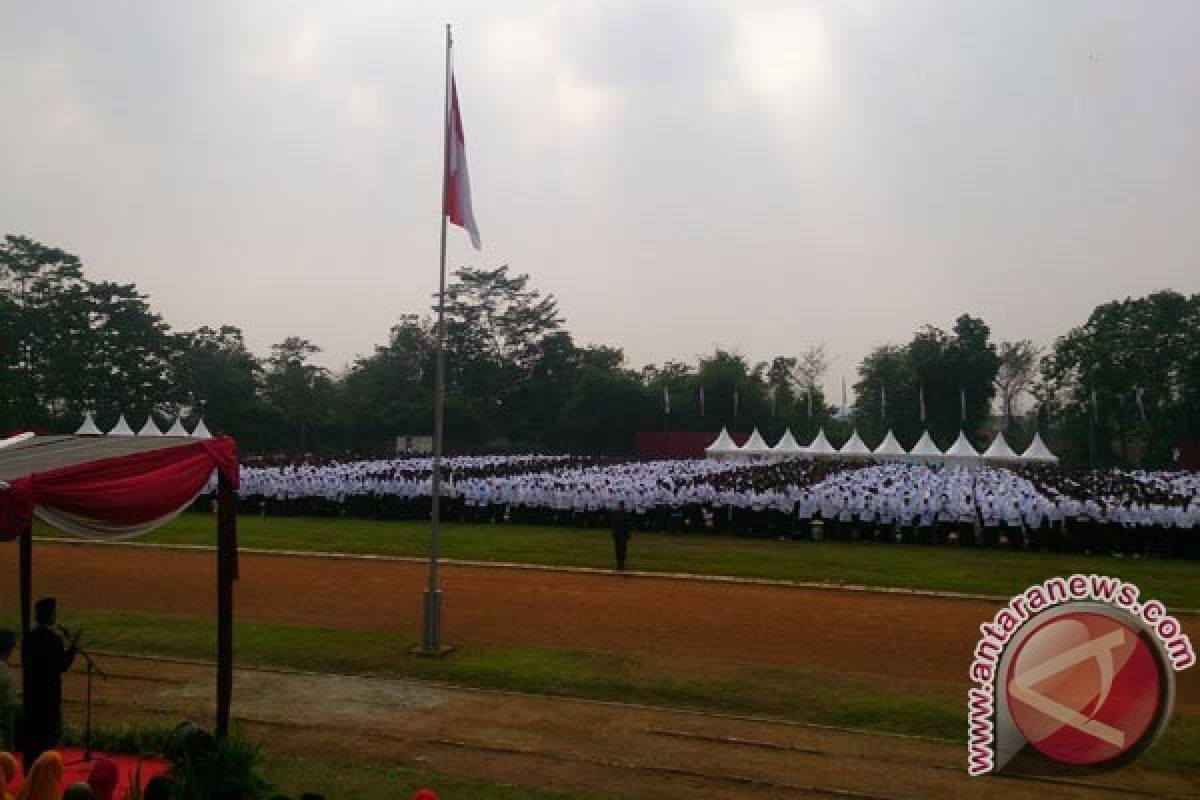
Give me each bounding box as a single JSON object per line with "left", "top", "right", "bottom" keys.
{"left": 84, "top": 759, "right": 117, "bottom": 800}
{"left": 0, "top": 751, "right": 21, "bottom": 800}
{"left": 16, "top": 751, "right": 62, "bottom": 800}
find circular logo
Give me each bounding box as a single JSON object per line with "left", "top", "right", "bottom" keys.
{"left": 1006, "top": 611, "right": 1165, "bottom": 766}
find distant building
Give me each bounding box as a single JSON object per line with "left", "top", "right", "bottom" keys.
{"left": 396, "top": 435, "right": 433, "bottom": 455}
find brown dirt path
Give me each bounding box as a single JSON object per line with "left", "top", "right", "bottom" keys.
{"left": 65, "top": 655, "right": 1199, "bottom": 800}
{"left": 3, "top": 542, "right": 1197, "bottom": 708}
{"left": 4, "top": 542, "right": 1198, "bottom": 798}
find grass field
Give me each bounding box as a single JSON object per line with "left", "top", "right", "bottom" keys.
{"left": 38, "top": 513, "right": 1200, "bottom": 609}
{"left": 20, "top": 515, "right": 1200, "bottom": 792}
{"left": 66, "top": 720, "right": 601, "bottom": 800}
{"left": 10, "top": 608, "right": 1196, "bottom": 775}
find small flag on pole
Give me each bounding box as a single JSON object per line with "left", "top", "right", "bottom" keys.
{"left": 919, "top": 381, "right": 927, "bottom": 423}
{"left": 770, "top": 384, "right": 778, "bottom": 418}
{"left": 699, "top": 386, "right": 705, "bottom": 417}
{"left": 663, "top": 385, "right": 671, "bottom": 415}
{"left": 881, "top": 385, "right": 887, "bottom": 421}
{"left": 733, "top": 386, "right": 739, "bottom": 420}
{"left": 960, "top": 387, "right": 966, "bottom": 424}
{"left": 807, "top": 389, "right": 813, "bottom": 419}
{"left": 1135, "top": 387, "right": 1146, "bottom": 420}
{"left": 445, "top": 62, "right": 481, "bottom": 250}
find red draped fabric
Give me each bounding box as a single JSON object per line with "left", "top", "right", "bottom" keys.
{"left": 0, "top": 437, "right": 237, "bottom": 541}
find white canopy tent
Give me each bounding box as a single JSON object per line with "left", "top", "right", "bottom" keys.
{"left": 165, "top": 417, "right": 191, "bottom": 437}
{"left": 944, "top": 431, "right": 981, "bottom": 461}
{"left": 75, "top": 412, "right": 103, "bottom": 436}
{"left": 874, "top": 430, "right": 907, "bottom": 459}
{"left": 192, "top": 418, "right": 213, "bottom": 439}
{"left": 806, "top": 428, "right": 838, "bottom": 457}
{"left": 137, "top": 415, "right": 164, "bottom": 437}
{"left": 739, "top": 428, "right": 772, "bottom": 458}
{"left": 839, "top": 430, "right": 873, "bottom": 458}
{"left": 704, "top": 428, "right": 741, "bottom": 461}
{"left": 909, "top": 431, "right": 944, "bottom": 461}
{"left": 1021, "top": 432, "right": 1060, "bottom": 464}
{"left": 107, "top": 414, "right": 135, "bottom": 436}
{"left": 982, "top": 431, "right": 1019, "bottom": 462}
{"left": 772, "top": 429, "right": 806, "bottom": 458}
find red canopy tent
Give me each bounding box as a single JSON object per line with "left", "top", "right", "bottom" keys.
{"left": 0, "top": 434, "right": 240, "bottom": 736}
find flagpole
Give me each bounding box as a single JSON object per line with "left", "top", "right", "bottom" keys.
{"left": 418, "top": 22, "right": 453, "bottom": 656}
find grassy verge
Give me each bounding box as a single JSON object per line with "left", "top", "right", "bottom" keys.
{"left": 61, "top": 720, "right": 600, "bottom": 800}
{"left": 259, "top": 751, "right": 604, "bottom": 800}
{"left": 36, "top": 514, "right": 1200, "bottom": 609}
{"left": 8, "top": 608, "right": 1199, "bottom": 773}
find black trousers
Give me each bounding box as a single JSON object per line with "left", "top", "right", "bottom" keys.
{"left": 613, "top": 534, "right": 629, "bottom": 570}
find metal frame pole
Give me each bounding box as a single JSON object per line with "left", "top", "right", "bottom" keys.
{"left": 418, "top": 23, "right": 454, "bottom": 656}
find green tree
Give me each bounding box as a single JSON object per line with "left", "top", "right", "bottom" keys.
{"left": 1042, "top": 291, "right": 1200, "bottom": 466}
{"left": 855, "top": 314, "right": 1000, "bottom": 451}
{"left": 441, "top": 265, "right": 565, "bottom": 447}
{"left": 337, "top": 315, "right": 437, "bottom": 451}
{"left": 263, "top": 337, "right": 334, "bottom": 452}
{"left": 173, "top": 325, "right": 272, "bottom": 445}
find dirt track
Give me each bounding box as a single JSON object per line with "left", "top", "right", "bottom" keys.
{"left": 3, "top": 542, "right": 1025, "bottom": 680}
{"left": 4, "top": 542, "right": 1199, "bottom": 798}
{"left": 63, "top": 655, "right": 1200, "bottom": 800}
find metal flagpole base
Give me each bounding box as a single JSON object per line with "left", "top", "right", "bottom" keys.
{"left": 411, "top": 588, "right": 454, "bottom": 657}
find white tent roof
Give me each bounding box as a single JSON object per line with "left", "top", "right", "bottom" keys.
{"left": 772, "top": 428, "right": 805, "bottom": 453}
{"left": 107, "top": 414, "right": 134, "bottom": 436}
{"left": 740, "top": 428, "right": 772, "bottom": 454}
{"left": 705, "top": 428, "right": 741, "bottom": 456}
{"left": 1021, "top": 432, "right": 1059, "bottom": 464}
{"left": 0, "top": 432, "right": 36, "bottom": 450}
{"left": 806, "top": 428, "right": 838, "bottom": 455}
{"left": 75, "top": 412, "right": 103, "bottom": 436}
{"left": 874, "top": 430, "right": 907, "bottom": 457}
{"left": 165, "top": 417, "right": 190, "bottom": 437}
{"left": 945, "top": 430, "right": 981, "bottom": 459}
{"left": 909, "top": 431, "right": 943, "bottom": 457}
{"left": 137, "top": 415, "right": 164, "bottom": 436}
{"left": 191, "top": 418, "right": 213, "bottom": 439}
{"left": 839, "top": 430, "right": 872, "bottom": 456}
{"left": 983, "top": 431, "right": 1019, "bottom": 460}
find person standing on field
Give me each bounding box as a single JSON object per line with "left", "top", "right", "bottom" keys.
{"left": 612, "top": 500, "right": 632, "bottom": 571}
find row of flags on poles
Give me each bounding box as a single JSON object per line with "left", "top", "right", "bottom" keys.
{"left": 656, "top": 383, "right": 1158, "bottom": 422}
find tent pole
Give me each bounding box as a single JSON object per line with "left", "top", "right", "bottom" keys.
{"left": 19, "top": 525, "right": 31, "bottom": 638}
{"left": 216, "top": 471, "right": 236, "bottom": 738}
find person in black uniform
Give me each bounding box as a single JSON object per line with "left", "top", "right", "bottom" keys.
{"left": 612, "top": 501, "right": 632, "bottom": 572}
{"left": 22, "top": 597, "right": 79, "bottom": 769}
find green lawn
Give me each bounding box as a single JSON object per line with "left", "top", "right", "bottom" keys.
{"left": 37, "top": 513, "right": 1200, "bottom": 609}
{"left": 17, "top": 609, "right": 1200, "bottom": 775}
{"left": 65, "top": 720, "right": 602, "bottom": 800}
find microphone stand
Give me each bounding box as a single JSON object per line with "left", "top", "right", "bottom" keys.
{"left": 72, "top": 637, "right": 108, "bottom": 762}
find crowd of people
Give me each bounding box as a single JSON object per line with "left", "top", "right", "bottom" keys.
{"left": 220, "top": 454, "right": 1200, "bottom": 558}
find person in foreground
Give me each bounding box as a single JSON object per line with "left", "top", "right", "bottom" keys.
{"left": 0, "top": 631, "right": 17, "bottom": 754}
{"left": 22, "top": 599, "right": 79, "bottom": 770}
{"left": 1, "top": 751, "right": 21, "bottom": 800}
{"left": 16, "top": 751, "right": 62, "bottom": 800}
{"left": 85, "top": 758, "right": 117, "bottom": 800}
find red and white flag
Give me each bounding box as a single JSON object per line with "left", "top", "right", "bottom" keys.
{"left": 445, "top": 73, "right": 481, "bottom": 250}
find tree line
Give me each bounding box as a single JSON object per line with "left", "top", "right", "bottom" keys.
{"left": 2, "top": 234, "right": 1196, "bottom": 465}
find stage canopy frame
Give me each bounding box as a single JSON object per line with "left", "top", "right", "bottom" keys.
{"left": 0, "top": 433, "right": 239, "bottom": 737}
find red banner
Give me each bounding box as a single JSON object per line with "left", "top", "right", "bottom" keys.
{"left": 0, "top": 437, "right": 237, "bottom": 540}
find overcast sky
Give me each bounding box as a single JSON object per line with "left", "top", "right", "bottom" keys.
{"left": 3, "top": 1, "right": 1198, "bottom": 398}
